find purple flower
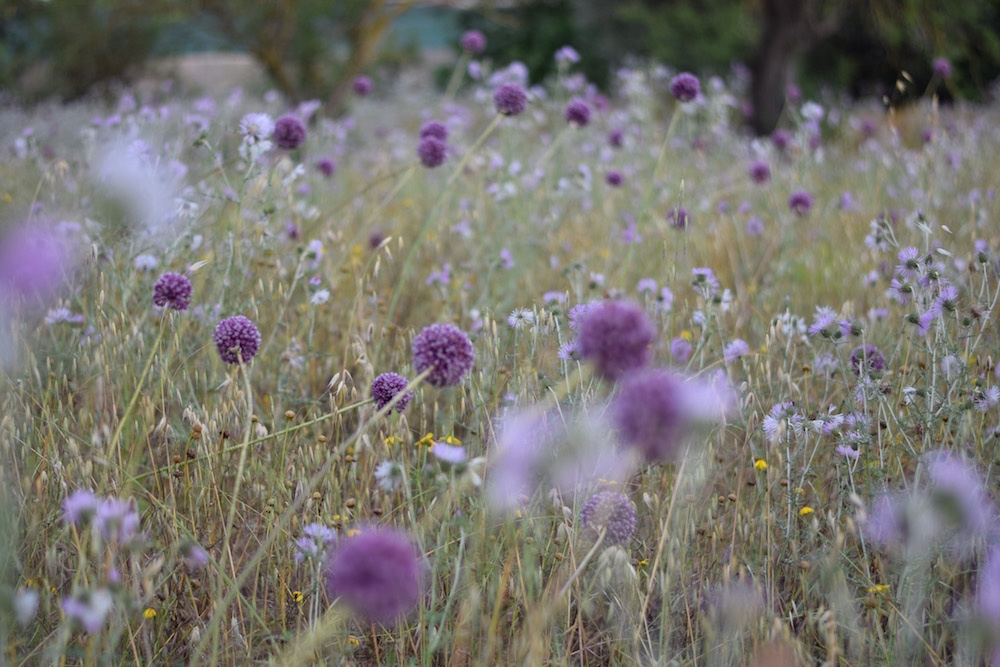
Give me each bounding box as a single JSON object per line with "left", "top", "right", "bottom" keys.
{"left": 460, "top": 30, "right": 486, "bottom": 54}
{"left": 772, "top": 130, "right": 791, "bottom": 152}
{"left": 152, "top": 272, "right": 192, "bottom": 311}
{"left": 324, "top": 530, "right": 424, "bottom": 626}
{"left": 864, "top": 493, "right": 905, "bottom": 546}
{"left": 978, "top": 543, "right": 1000, "bottom": 624}
{"left": 723, "top": 339, "right": 749, "bottom": 364}
{"left": 63, "top": 490, "right": 100, "bottom": 526}
{"left": 180, "top": 541, "right": 210, "bottom": 571}
{"left": 0, "top": 224, "right": 71, "bottom": 304}
{"left": 272, "top": 115, "right": 306, "bottom": 150}
{"left": 932, "top": 57, "right": 952, "bottom": 79}
{"left": 576, "top": 300, "right": 655, "bottom": 381}
{"left": 808, "top": 306, "right": 838, "bottom": 338}
{"left": 94, "top": 498, "right": 140, "bottom": 543}
{"left": 748, "top": 160, "right": 770, "bottom": 184}
{"left": 419, "top": 120, "right": 448, "bottom": 142}
{"left": 352, "top": 76, "right": 373, "bottom": 96}
{"left": 926, "top": 450, "right": 992, "bottom": 539}
{"left": 746, "top": 216, "right": 764, "bottom": 236}
{"left": 667, "top": 206, "right": 689, "bottom": 230}
{"left": 788, "top": 190, "right": 813, "bottom": 216}
{"left": 612, "top": 368, "right": 733, "bottom": 462}
{"left": 214, "top": 315, "right": 262, "bottom": 364}
{"left": 849, "top": 344, "right": 886, "bottom": 377}
{"left": 836, "top": 445, "right": 860, "bottom": 460}
{"left": 371, "top": 372, "right": 414, "bottom": 413}
{"left": 608, "top": 129, "right": 624, "bottom": 148}
{"left": 568, "top": 302, "right": 597, "bottom": 330}
{"left": 493, "top": 83, "right": 527, "bottom": 116}
{"left": 670, "top": 337, "right": 693, "bottom": 363}
{"left": 412, "top": 323, "right": 475, "bottom": 388}
{"left": 417, "top": 136, "right": 447, "bottom": 168}
{"left": 669, "top": 72, "right": 700, "bottom": 102}
{"left": 294, "top": 523, "right": 337, "bottom": 563}
{"left": 564, "top": 98, "right": 591, "bottom": 127}
{"left": 316, "top": 157, "right": 336, "bottom": 178}
{"left": 896, "top": 247, "right": 921, "bottom": 281}
{"left": 605, "top": 170, "right": 623, "bottom": 187}
{"left": 579, "top": 492, "right": 636, "bottom": 545}
{"left": 430, "top": 442, "right": 467, "bottom": 464}
{"left": 62, "top": 589, "right": 113, "bottom": 634}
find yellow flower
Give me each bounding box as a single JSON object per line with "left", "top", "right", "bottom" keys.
{"left": 416, "top": 432, "right": 435, "bottom": 447}
{"left": 444, "top": 434, "right": 461, "bottom": 445}
{"left": 680, "top": 329, "right": 693, "bottom": 341}
{"left": 794, "top": 487, "right": 805, "bottom": 495}
{"left": 598, "top": 478, "right": 619, "bottom": 486}
{"left": 638, "top": 559, "right": 649, "bottom": 568}
{"left": 799, "top": 506, "right": 815, "bottom": 517}
{"left": 384, "top": 436, "right": 399, "bottom": 446}
{"left": 332, "top": 514, "right": 341, "bottom": 521}
{"left": 868, "top": 584, "right": 890, "bottom": 594}
{"left": 754, "top": 459, "right": 767, "bottom": 470}
{"left": 143, "top": 608, "right": 157, "bottom": 620}
{"left": 346, "top": 529, "right": 361, "bottom": 538}
{"left": 292, "top": 591, "right": 304, "bottom": 604}
{"left": 347, "top": 636, "right": 360, "bottom": 648}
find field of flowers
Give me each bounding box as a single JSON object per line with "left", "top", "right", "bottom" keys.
{"left": 0, "top": 39, "right": 998, "bottom": 665}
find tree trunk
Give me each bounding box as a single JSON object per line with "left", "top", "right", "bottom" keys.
{"left": 749, "top": 0, "right": 806, "bottom": 136}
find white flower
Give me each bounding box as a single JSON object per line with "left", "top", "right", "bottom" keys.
{"left": 374, "top": 460, "right": 403, "bottom": 492}
{"left": 430, "top": 442, "right": 467, "bottom": 464}
{"left": 134, "top": 254, "right": 159, "bottom": 271}
{"left": 507, "top": 308, "right": 535, "bottom": 330}
{"left": 310, "top": 289, "right": 330, "bottom": 305}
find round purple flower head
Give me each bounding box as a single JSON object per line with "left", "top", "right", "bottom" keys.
{"left": 670, "top": 72, "right": 700, "bottom": 103}
{"left": 788, "top": 190, "right": 813, "bottom": 216}
{"left": 324, "top": 530, "right": 423, "bottom": 626}
{"left": 608, "top": 129, "right": 624, "bottom": 148}
{"left": 460, "top": 29, "right": 486, "bottom": 54}
{"left": 772, "top": 130, "right": 791, "bottom": 152}
{"left": 579, "top": 491, "right": 637, "bottom": 545}
{"left": 494, "top": 83, "right": 527, "bottom": 116}
{"left": 372, "top": 372, "right": 414, "bottom": 413}
{"left": 419, "top": 120, "right": 448, "bottom": 142}
{"left": 152, "top": 272, "right": 192, "bottom": 311}
{"left": 352, "top": 76, "right": 373, "bottom": 96}
{"left": 214, "top": 315, "right": 262, "bottom": 364}
{"left": 850, "top": 344, "right": 886, "bottom": 377}
{"left": 564, "top": 98, "right": 591, "bottom": 127}
{"left": 418, "top": 136, "right": 447, "bottom": 169}
{"left": 605, "top": 170, "right": 623, "bottom": 187}
{"left": 748, "top": 160, "right": 770, "bottom": 184}
{"left": 412, "top": 323, "right": 475, "bottom": 388}
{"left": 612, "top": 369, "right": 687, "bottom": 461}
{"left": 577, "top": 300, "right": 655, "bottom": 381}
{"left": 932, "top": 57, "right": 952, "bottom": 79}
{"left": 667, "top": 206, "right": 689, "bottom": 230}
{"left": 272, "top": 115, "right": 306, "bottom": 150}
{"left": 316, "top": 157, "right": 336, "bottom": 178}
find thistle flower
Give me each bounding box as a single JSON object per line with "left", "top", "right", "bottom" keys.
{"left": 417, "top": 136, "right": 447, "bottom": 168}
{"left": 419, "top": 120, "right": 448, "bottom": 142}
{"left": 849, "top": 344, "right": 886, "bottom": 377}
{"left": 723, "top": 339, "right": 749, "bottom": 364}
{"left": 214, "top": 315, "right": 262, "bottom": 364}
{"left": 316, "top": 157, "right": 336, "bottom": 178}
{"left": 576, "top": 300, "right": 655, "bottom": 381}
{"left": 152, "top": 272, "right": 192, "bottom": 311}
{"left": 579, "top": 492, "right": 637, "bottom": 545}
{"left": 352, "top": 76, "right": 373, "bottom": 96}
{"left": 412, "top": 323, "right": 475, "bottom": 387}
{"left": 238, "top": 113, "right": 274, "bottom": 160}
{"left": 460, "top": 30, "right": 486, "bottom": 54}
{"left": 669, "top": 72, "right": 700, "bottom": 102}
{"left": 788, "top": 190, "right": 813, "bottom": 216}
{"left": 494, "top": 83, "right": 527, "bottom": 116}
{"left": 371, "top": 372, "right": 414, "bottom": 414}
{"left": 507, "top": 308, "right": 534, "bottom": 330}
{"left": 564, "top": 98, "right": 591, "bottom": 127}
{"left": 324, "top": 530, "right": 424, "bottom": 626}
{"left": 772, "top": 130, "right": 791, "bottom": 152}
{"left": 272, "top": 115, "right": 306, "bottom": 150}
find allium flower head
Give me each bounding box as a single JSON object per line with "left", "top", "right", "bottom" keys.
{"left": 849, "top": 344, "right": 886, "bottom": 377}
{"left": 460, "top": 30, "right": 486, "bottom": 54}
{"left": 324, "top": 530, "right": 424, "bottom": 626}
{"left": 371, "top": 372, "right": 414, "bottom": 413}
{"left": 417, "top": 136, "right": 447, "bottom": 168}
{"left": 412, "top": 323, "right": 475, "bottom": 388}
{"left": 612, "top": 368, "right": 734, "bottom": 462}
{"left": 788, "top": 190, "right": 813, "bottom": 216}
{"left": 605, "top": 170, "right": 623, "bottom": 187}
{"left": 352, "top": 76, "right": 373, "bottom": 96}
{"left": 419, "top": 120, "right": 448, "bottom": 142}
{"left": 214, "top": 315, "right": 262, "bottom": 364}
{"left": 152, "top": 272, "right": 192, "bottom": 311}
{"left": 316, "top": 157, "right": 336, "bottom": 178}
{"left": 564, "top": 98, "right": 591, "bottom": 127}
{"left": 272, "top": 115, "right": 306, "bottom": 150}
{"left": 670, "top": 72, "right": 700, "bottom": 102}
{"left": 494, "top": 83, "right": 527, "bottom": 116}
{"left": 576, "top": 300, "right": 655, "bottom": 381}
{"left": 579, "top": 492, "right": 637, "bottom": 545}
{"left": 749, "top": 160, "right": 770, "bottom": 184}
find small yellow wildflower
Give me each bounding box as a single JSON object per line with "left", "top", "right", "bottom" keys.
{"left": 332, "top": 514, "right": 341, "bottom": 521}
{"left": 292, "top": 591, "right": 304, "bottom": 604}
{"left": 416, "top": 432, "right": 435, "bottom": 447}
{"left": 598, "top": 478, "right": 619, "bottom": 486}
{"left": 347, "top": 636, "right": 360, "bottom": 648}
{"left": 1, "top": 193, "right": 12, "bottom": 204}
{"left": 680, "top": 329, "right": 693, "bottom": 341}
{"left": 868, "top": 584, "right": 890, "bottom": 594}
{"left": 638, "top": 559, "right": 649, "bottom": 568}
{"left": 794, "top": 487, "right": 805, "bottom": 495}
{"left": 799, "top": 506, "right": 815, "bottom": 517}
{"left": 754, "top": 459, "right": 767, "bottom": 470}
{"left": 24, "top": 578, "right": 39, "bottom": 589}
{"left": 444, "top": 434, "right": 461, "bottom": 445}
{"left": 143, "top": 608, "right": 157, "bottom": 620}
{"left": 346, "top": 529, "right": 361, "bottom": 538}
{"left": 384, "top": 436, "right": 399, "bottom": 446}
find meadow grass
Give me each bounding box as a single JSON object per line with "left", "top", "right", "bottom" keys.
{"left": 0, "top": 64, "right": 998, "bottom": 665}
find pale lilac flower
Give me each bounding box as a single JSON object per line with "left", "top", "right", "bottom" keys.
{"left": 558, "top": 340, "right": 580, "bottom": 361}
{"left": 636, "top": 279, "right": 657, "bottom": 294}
{"left": 374, "top": 460, "right": 404, "bottom": 492}
{"left": 836, "top": 445, "right": 860, "bottom": 460}
{"left": 974, "top": 386, "right": 1000, "bottom": 412}
{"left": 723, "top": 339, "right": 749, "bottom": 364}
{"left": 94, "top": 498, "right": 140, "bottom": 543}
{"left": 63, "top": 490, "right": 100, "bottom": 526}
{"left": 508, "top": 308, "right": 534, "bottom": 330}
{"left": 62, "top": 589, "right": 113, "bottom": 634}
{"left": 14, "top": 589, "right": 39, "bottom": 627}
{"left": 657, "top": 287, "right": 674, "bottom": 312}
{"left": 430, "top": 442, "right": 467, "bottom": 465}
{"left": 896, "top": 247, "right": 922, "bottom": 281}
{"left": 670, "top": 338, "right": 692, "bottom": 363}
{"left": 294, "top": 523, "right": 337, "bottom": 563}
